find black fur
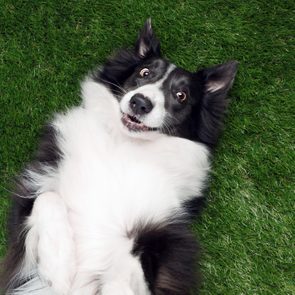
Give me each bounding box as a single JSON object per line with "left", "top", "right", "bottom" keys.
{"left": 135, "top": 18, "right": 161, "bottom": 58}
{"left": 131, "top": 221, "right": 200, "bottom": 295}
{"left": 93, "top": 19, "right": 161, "bottom": 95}
{"left": 182, "top": 62, "right": 238, "bottom": 147}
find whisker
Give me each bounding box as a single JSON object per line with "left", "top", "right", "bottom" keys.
{"left": 95, "top": 76, "right": 127, "bottom": 94}
{"left": 165, "top": 113, "right": 182, "bottom": 125}
{"left": 161, "top": 119, "right": 174, "bottom": 136}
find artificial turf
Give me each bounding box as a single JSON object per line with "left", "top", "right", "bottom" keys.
{"left": 0, "top": 1, "right": 294, "bottom": 294}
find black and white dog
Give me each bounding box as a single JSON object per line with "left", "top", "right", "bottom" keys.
{"left": 1, "top": 20, "right": 237, "bottom": 294}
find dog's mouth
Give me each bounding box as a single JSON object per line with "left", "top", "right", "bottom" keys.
{"left": 121, "top": 113, "right": 158, "bottom": 132}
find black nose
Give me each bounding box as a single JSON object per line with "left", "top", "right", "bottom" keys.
{"left": 129, "top": 94, "right": 153, "bottom": 115}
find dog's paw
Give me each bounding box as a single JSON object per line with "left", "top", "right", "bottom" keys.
{"left": 101, "top": 282, "right": 135, "bottom": 295}
{"left": 30, "top": 192, "right": 76, "bottom": 294}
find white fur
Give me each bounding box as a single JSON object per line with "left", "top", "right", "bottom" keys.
{"left": 13, "top": 79, "right": 210, "bottom": 294}
{"left": 9, "top": 275, "right": 56, "bottom": 295}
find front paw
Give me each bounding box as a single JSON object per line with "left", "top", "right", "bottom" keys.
{"left": 101, "top": 282, "right": 135, "bottom": 295}
{"left": 31, "top": 192, "right": 76, "bottom": 294}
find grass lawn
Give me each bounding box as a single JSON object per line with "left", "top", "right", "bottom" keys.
{"left": 0, "top": 1, "right": 294, "bottom": 294}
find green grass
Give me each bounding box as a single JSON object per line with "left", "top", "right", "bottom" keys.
{"left": 0, "top": 1, "right": 294, "bottom": 294}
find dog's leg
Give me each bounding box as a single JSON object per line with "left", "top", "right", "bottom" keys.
{"left": 99, "top": 239, "right": 150, "bottom": 295}
{"left": 26, "top": 191, "right": 75, "bottom": 294}
{"left": 100, "top": 282, "right": 134, "bottom": 295}
{"left": 70, "top": 236, "right": 150, "bottom": 295}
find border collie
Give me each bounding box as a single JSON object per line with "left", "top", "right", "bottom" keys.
{"left": 0, "top": 19, "right": 237, "bottom": 295}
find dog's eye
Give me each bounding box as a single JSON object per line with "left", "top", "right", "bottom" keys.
{"left": 176, "top": 91, "right": 187, "bottom": 103}
{"left": 139, "top": 68, "right": 150, "bottom": 78}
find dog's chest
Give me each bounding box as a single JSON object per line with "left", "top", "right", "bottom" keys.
{"left": 54, "top": 109, "right": 179, "bottom": 227}
{"left": 52, "top": 107, "right": 208, "bottom": 232}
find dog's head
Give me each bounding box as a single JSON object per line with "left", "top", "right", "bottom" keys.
{"left": 95, "top": 19, "right": 238, "bottom": 147}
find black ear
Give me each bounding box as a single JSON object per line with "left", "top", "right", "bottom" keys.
{"left": 195, "top": 61, "right": 238, "bottom": 147}
{"left": 202, "top": 61, "right": 238, "bottom": 95}
{"left": 135, "top": 18, "right": 161, "bottom": 58}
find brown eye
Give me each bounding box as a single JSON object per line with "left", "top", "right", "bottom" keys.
{"left": 176, "top": 91, "right": 187, "bottom": 103}
{"left": 139, "top": 68, "right": 150, "bottom": 77}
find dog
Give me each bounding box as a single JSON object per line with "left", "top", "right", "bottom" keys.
{"left": 0, "top": 19, "right": 237, "bottom": 294}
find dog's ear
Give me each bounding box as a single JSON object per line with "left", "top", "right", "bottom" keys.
{"left": 135, "top": 18, "right": 161, "bottom": 58}
{"left": 201, "top": 61, "right": 238, "bottom": 95}
{"left": 194, "top": 61, "right": 238, "bottom": 147}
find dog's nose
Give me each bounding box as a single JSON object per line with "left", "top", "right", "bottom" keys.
{"left": 129, "top": 94, "right": 153, "bottom": 115}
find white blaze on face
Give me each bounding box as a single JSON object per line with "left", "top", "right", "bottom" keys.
{"left": 120, "top": 64, "right": 176, "bottom": 128}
